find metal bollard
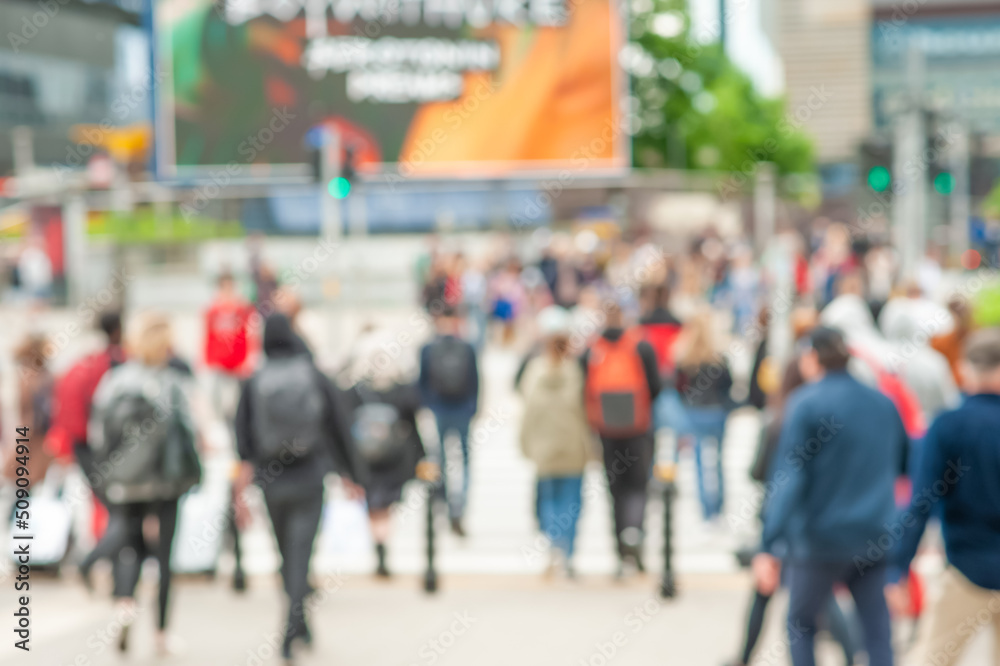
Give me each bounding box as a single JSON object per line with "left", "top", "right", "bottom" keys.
{"left": 416, "top": 459, "right": 441, "bottom": 594}
{"left": 654, "top": 462, "right": 678, "bottom": 599}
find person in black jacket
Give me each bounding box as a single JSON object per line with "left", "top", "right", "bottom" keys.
{"left": 581, "top": 303, "right": 661, "bottom": 576}
{"left": 341, "top": 331, "right": 426, "bottom": 578}
{"left": 235, "top": 314, "right": 366, "bottom": 664}
{"left": 674, "top": 310, "right": 735, "bottom": 521}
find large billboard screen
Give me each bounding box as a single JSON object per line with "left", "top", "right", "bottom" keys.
{"left": 153, "top": 0, "right": 628, "bottom": 179}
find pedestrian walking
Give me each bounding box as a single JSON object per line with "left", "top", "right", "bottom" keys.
{"left": 674, "top": 310, "right": 735, "bottom": 521}
{"left": 754, "top": 326, "right": 908, "bottom": 666}
{"left": 235, "top": 313, "right": 367, "bottom": 664}
{"left": 887, "top": 327, "right": 1000, "bottom": 666}
{"left": 639, "top": 282, "right": 689, "bottom": 446}
{"left": 343, "top": 328, "right": 426, "bottom": 578}
{"left": 87, "top": 313, "right": 202, "bottom": 655}
{"left": 729, "top": 356, "right": 858, "bottom": 666}
{"left": 419, "top": 306, "right": 479, "bottom": 536}
{"left": 582, "top": 303, "right": 660, "bottom": 576}
{"left": 517, "top": 306, "right": 595, "bottom": 578}
{"left": 203, "top": 270, "right": 256, "bottom": 590}
{"left": 45, "top": 312, "right": 127, "bottom": 587}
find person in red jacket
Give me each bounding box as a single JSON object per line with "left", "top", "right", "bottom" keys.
{"left": 203, "top": 272, "right": 256, "bottom": 590}
{"left": 47, "top": 312, "right": 125, "bottom": 587}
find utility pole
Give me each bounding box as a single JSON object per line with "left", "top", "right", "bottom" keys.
{"left": 948, "top": 121, "right": 970, "bottom": 260}
{"left": 892, "top": 45, "right": 926, "bottom": 280}
{"left": 754, "top": 162, "right": 776, "bottom": 256}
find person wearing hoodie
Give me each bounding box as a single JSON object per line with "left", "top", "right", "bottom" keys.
{"left": 887, "top": 328, "right": 1000, "bottom": 666}
{"left": 517, "top": 306, "right": 595, "bottom": 578}
{"left": 881, "top": 307, "right": 960, "bottom": 422}
{"left": 754, "top": 327, "right": 908, "bottom": 666}
{"left": 581, "top": 303, "right": 660, "bottom": 575}
{"left": 235, "top": 314, "right": 367, "bottom": 664}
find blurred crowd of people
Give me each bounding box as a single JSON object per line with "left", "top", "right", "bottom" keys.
{"left": 0, "top": 221, "right": 998, "bottom": 666}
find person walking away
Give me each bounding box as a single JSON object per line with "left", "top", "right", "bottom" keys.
{"left": 342, "top": 328, "right": 426, "bottom": 578}
{"left": 754, "top": 327, "right": 908, "bottom": 666}
{"left": 887, "top": 328, "right": 1000, "bottom": 666}
{"left": 203, "top": 270, "right": 256, "bottom": 590}
{"left": 638, "top": 282, "right": 688, "bottom": 456}
{"left": 582, "top": 303, "right": 660, "bottom": 576}
{"left": 674, "top": 310, "right": 735, "bottom": 521}
{"left": 45, "top": 312, "right": 126, "bottom": 587}
{"left": 87, "top": 313, "right": 202, "bottom": 655}
{"left": 235, "top": 314, "right": 366, "bottom": 664}
{"left": 419, "top": 307, "right": 479, "bottom": 536}
{"left": 728, "top": 357, "right": 858, "bottom": 666}
{"left": 517, "top": 307, "right": 595, "bottom": 578}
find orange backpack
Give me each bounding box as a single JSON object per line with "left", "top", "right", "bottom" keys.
{"left": 585, "top": 329, "right": 652, "bottom": 437}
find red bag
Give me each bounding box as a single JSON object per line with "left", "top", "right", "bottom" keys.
{"left": 850, "top": 346, "right": 927, "bottom": 439}
{"left": 585, "top": 329, "right": 652, "bottom": 437}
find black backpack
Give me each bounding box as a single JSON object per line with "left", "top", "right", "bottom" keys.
{"left": 99, "top": 377, "right": 201, "bottom": 503}
{"left": 428, "top": 337, "right": 472, "bottom": 401}
{"left": 351, "top": 392, "right": 412, "bottom": 467}
{"left": 251, "top": 356, "right": 325, "bottom": 463}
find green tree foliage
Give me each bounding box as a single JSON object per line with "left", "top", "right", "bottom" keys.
{"left": 627, "top": 0, "right": 814, "bottom": 185}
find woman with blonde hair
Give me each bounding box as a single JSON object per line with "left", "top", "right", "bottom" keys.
{"left": 674, "top": 309, "right": 734, "bottom": 521}
{"left": 88, "top": 312, "right": 201, "bottom": 654}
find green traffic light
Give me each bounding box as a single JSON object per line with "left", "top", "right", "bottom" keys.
{"left": 867, "top": 166, "right": 891, "bottom": 192}
{"left": 328, "top": 177, "right": 351, "bottom": 199}
{"left": 934, "top": 172, "right": 955, "bottom": 195}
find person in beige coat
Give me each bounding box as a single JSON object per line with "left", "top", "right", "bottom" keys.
{"left": 516, "top": 306, "right": 595, "bottom": 577}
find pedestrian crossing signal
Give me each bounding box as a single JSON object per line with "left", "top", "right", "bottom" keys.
{"left": 328, "top": 177, "right": 351, "bottom": 199}
{"left": 867, "top": 166, "right": 891, "bottom": 192}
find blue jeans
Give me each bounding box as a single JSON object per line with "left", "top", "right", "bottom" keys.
{"left": 433, "top": 408, "right": 472, "bottom": 519}
{"left": 786, "top": 560, "right": 893, "bottom": 666}
{"left": 653, "top": 389, "right": 692, "bottom": 445}
{"left": 536, "top": 476, "right": 583, "bottom": 558}
{"left": 684, "top": 405, "right": 728, "bottom": 519}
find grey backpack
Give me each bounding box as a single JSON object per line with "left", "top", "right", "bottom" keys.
{"left": 251, "top": 356, "right": 325, "bottom": 462}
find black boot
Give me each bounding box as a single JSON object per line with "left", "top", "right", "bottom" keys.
{"left": 375, "top": 543, "right": 390, "bottom": 578}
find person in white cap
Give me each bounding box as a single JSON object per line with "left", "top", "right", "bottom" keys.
{"left": 516, "top": 306, "right": 596, "bottom": 578}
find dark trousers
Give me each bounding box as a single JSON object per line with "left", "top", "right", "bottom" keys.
{"left": 75, "top": 444, "right": 124, "bottom": 573}
{"left": 740, "top": 588, "right": 856, "bottom": 665}
{"left": 111, "top": 500, "right": 179, "bottom": 630}
{"left": 600, "top": 432, "right": 653, "bottom": 557}
{"left": 263, "top": 489, "right": 324, "bottom": 637}
{"left": 786, "top": 560, "right": 893, "bottom": 666}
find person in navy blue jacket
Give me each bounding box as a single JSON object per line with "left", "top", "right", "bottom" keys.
{"left": 754, "top": 326, "right": 908, "bottom": 666}
{"left": 419, "top": 306, "right": 479, "bottom": 536}
{"left": 886, "top": 327, "right": 1000, "bottom": 666}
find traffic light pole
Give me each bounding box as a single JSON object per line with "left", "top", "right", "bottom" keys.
{"left": 948, "top": 122, "right": 970, "bottom": 259}
{"left": 321, "top": 128, "right": 343, "bottom": 241}
{"left": 893, "top": 46, "right": 926, "bottom": 281}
